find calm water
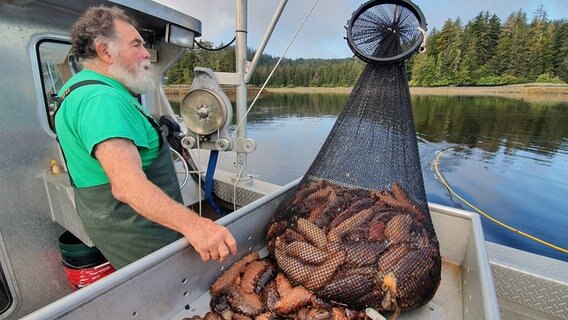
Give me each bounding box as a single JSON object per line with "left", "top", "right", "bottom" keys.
{"left": 173, "top": 93, "right": 568, "bottom": 262}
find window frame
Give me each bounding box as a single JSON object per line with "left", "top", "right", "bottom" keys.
{"left": 0, "top": 233, "right": 18, "bottom": 318}
{"left": 34, "top": 38, "right": 78, "bottom": 132}
{"left": 0, "top": 265, "right": 12, "bottom": 315}
{"left": 28, "top": 33, "right": 78, "bottom": 138}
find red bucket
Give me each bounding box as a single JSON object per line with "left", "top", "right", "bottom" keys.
{"left": 63, "top": 261, "right": 115, "bottom": 290}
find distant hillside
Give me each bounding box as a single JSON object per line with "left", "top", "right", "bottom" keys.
{"left": 166, "top": 7, "right": 567, "bottom": 87}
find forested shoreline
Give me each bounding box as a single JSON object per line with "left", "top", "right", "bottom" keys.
{"left": 166, "top": 7, "right": 567, "bottom": 87}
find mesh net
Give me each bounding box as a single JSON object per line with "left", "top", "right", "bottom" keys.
{"left": 266, "top": 62, "right": 441, "bottom": 312}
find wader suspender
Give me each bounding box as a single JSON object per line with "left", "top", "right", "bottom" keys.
{"left": 53, "top": 80, "right": 110, "bottom": 186}
{"left": 53, "top": 80, "right": 164, "bottom": 186}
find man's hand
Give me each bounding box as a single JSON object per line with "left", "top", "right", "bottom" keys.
{"left": 183, "top": 217, "right": 238, "bottom": 262}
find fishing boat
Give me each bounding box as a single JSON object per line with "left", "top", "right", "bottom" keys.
{"left": 0, "top": 0, "right": 565, "bottom": 319}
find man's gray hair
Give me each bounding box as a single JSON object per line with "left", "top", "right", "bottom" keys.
{"left": 70, "top": 6, "right": 135, "bottom": 61}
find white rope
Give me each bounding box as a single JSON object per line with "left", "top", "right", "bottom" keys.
{"left": 227, "top": 0, "right": 320, "bottom": 210}
{"left": 225, "top": 0, "right": 320, "bottom": 213}
{"left": 196, "top": 136, "right": 202, "bottom": 217}
{"left": 231, "top": 0, "right": 321, "bottom": 137}
{"left": 170, "top": 147, "right": 189, "bottom": 189}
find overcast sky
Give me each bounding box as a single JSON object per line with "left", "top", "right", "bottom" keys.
{"left": 158, "top": 0, "right": 567, "bottom": 59}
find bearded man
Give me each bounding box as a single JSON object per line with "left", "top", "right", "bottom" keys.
{"left": 55, "top": 6, "right": 237, "bottom": 269}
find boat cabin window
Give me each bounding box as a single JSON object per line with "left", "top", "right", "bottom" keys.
{"left": 36, "top": 40, "right": 81, "bottom": 131}
{"left": 0, "top": 265, "right": 12, "bottom": 315}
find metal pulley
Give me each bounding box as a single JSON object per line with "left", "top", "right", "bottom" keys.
{"left": 179, "top": 68, "right": 235, "bottom": 152}
{"left": 181, "top": 88, "right": 227, "bottom": 136}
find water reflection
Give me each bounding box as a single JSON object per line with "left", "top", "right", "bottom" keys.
{"left": 171, "top": 93, "right": 568, "bottom": 261}
{"left": 413, "top": 95, "right": 568, "bottom": 157}
{"left": 240, "top": 93, "right": 568, "bottom": 157}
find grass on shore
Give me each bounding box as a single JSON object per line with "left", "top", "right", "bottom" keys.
{"left": 264, "top": 84, "right": 568, "bottom": 103}
{"left": 164, "top": 83, "right": 568, "bottom": 103}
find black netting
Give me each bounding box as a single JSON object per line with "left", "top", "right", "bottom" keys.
{"left": 266, "top": 62, "right": 441, "bottom": 313}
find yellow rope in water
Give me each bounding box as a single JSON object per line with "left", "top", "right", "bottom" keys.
{"left": 434, "top": 148, "right": 568, "bottom": 254}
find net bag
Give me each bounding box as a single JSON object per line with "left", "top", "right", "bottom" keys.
{"left": 266, "top": 0, "right": 440, "bottom": 315}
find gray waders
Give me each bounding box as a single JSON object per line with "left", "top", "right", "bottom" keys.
{"left": 73, "top": 139, "right": 183, "bottom": 269}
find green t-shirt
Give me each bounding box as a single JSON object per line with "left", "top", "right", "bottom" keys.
{"left": 55, "top": 70, "right": 160, "bottom": 188}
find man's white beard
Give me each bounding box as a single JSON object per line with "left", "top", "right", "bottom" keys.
{"left": 109, "top": 60, "right": 155, "bottom": 94}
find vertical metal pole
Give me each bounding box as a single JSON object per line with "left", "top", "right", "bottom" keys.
{"left": 245, "top": 0, "right": 288, "bottom": 83}
{"left": 235, "top": 0, "right": 250, "bottom": 182}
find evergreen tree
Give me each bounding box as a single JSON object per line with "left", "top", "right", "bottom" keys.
{"left": 433, "top": 18, "right": 463, "bottom": 85}
{"left": 526, "top": 6, "right": 556, "bottom": 80}
{"left": 493, "top": 10, "right": 529, "bottom": 81}
{"left": 552, "top": 21, "right": 568, "bottom": 82}
{"left": 410, "top": 27, "right": 439, "bottom": 85}
{"left": 487, "top": 14, "right": 502, "bottom": 61}
{"left": 409, "top": 53, "right": 437, "bottom": 86}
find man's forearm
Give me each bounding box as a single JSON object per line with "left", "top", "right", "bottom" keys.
{"left": 94, "top": 138, "right": 237, "bottom": 261}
